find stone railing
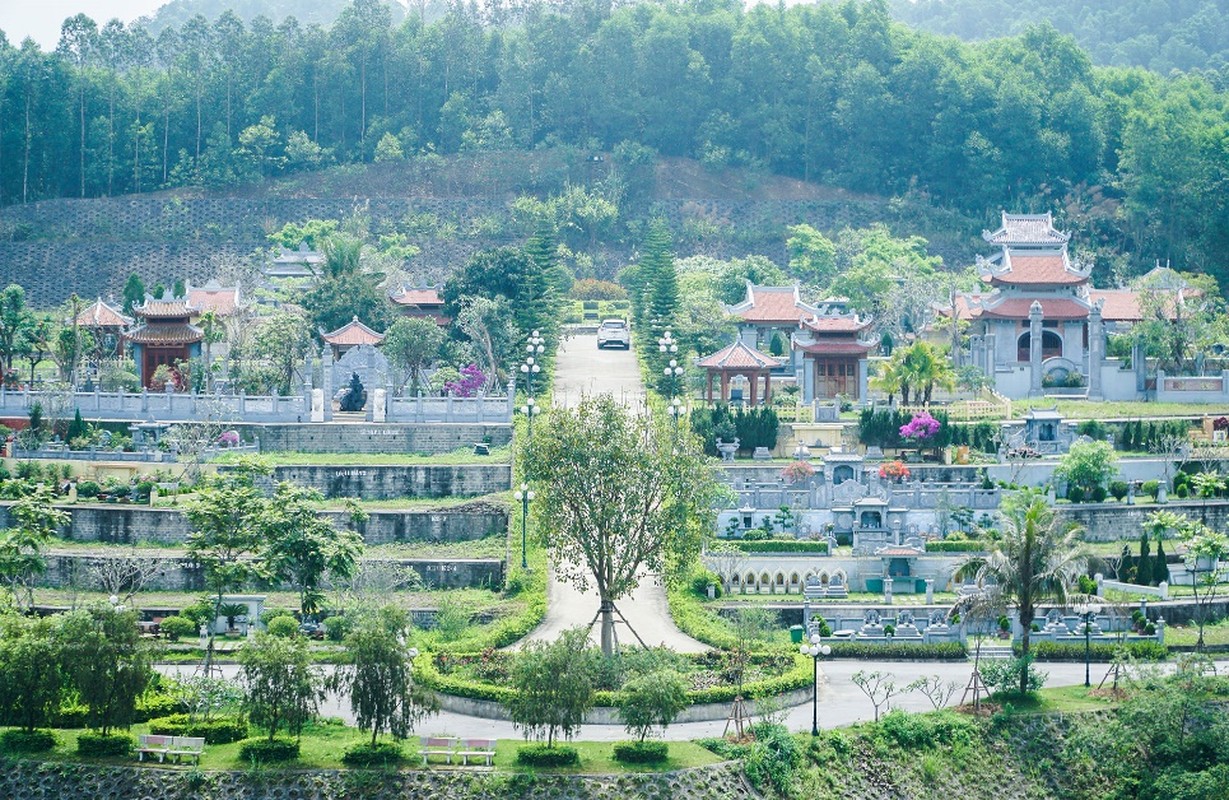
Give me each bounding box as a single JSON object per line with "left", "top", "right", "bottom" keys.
{"left": 1155, "top": 370, "right": 1229, "bottom": 403}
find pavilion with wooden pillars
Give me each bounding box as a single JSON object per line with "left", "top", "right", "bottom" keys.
{"left": 697, "top": 339, "right": 781, "bottom": 405}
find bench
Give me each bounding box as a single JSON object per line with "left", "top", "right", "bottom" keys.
{"left": 167, "top": 736, "right": 205, "bottom": 765}
{"left": 419, "top": 736, "right": 459, "bottom": 765}
{"left": 458, "top": 738, "right": 496, "bottom": 766}
{"left": 137, "top": 734, "right": 173, "bottom": 762}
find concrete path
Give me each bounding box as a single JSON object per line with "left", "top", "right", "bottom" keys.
{"left": 160, "top": 659, "right": 1229, "bottom": 740}
{"left": 520, "top": 331, "right": 706, "bottom": 652}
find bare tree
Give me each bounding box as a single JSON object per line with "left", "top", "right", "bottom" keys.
{"left": 1152, "top": 432, "right": 1191, "bottom": 491}
{"left": 85, "top": 554, "right": 168, "bottom": 603}
{"left": 162, "top": 397, "right": 237, "bottom": 483}
{"left": 913, "top": 674, "right": 961, "bottom": 710}
{"left": 704, "top": 539, "right": 747, "bottom": 595}
{"left": 333, "top": 561, "right": 424, "bottom": 611}
{"left": 851, "top": 670, "right": 918, "bottom": 722}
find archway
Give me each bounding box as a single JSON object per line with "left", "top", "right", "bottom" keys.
{"left": 1017, "top": 330, "right": 1063, "bottom": 362}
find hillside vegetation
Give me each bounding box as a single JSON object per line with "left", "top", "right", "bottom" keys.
{"left": 1, "top": 0, "right": 1226, "bottom": 285}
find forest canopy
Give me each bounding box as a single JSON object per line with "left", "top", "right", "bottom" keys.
{"left": 0, "top": 0, "right": 1226, "bottom": 282}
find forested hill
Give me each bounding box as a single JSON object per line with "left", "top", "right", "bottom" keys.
{"left": 136, "top": 0, "right": 408, "bottom": 37}
{"left": 887, "top": 0, "right": 1229, "bottom": 77}
{"left": 1, "top": 0, "right": 1227, "bottom": 283}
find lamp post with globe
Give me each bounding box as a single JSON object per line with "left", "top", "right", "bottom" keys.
{"left": 1072, "top": 600, "right": 1102, "bottom": 687}
{"left": 800, "top": 633, "right": 832, "bottom": 736}
{"left": 513, "top": 482, "right": 536, "bottom": 570}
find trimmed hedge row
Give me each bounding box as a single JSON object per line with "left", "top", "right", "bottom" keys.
{"left": 924, "top": 541, "right": 987, "bottom": 553}
{"left": 416, "top": 651, "right": 813, "bottom": 707}
{"left": 77, "top": 732, "right": 132, "bottom": 757}
{"left": 613, "top": 740, "right": 669, "bottom": 764}
{"left": 435, "top": 574, "right": 548, "bottom": 654}
{"left": 239, "top": 737, "right": 299, "bottom": 762}
{"left": 342, "top": 741, "right": 405, "bottom": 767}
{"left": 731, "top": 540, "right": 829, "bottom": 554}
{"left": 516, "top": 744, "right": 579, "bottom": 766}
{"left": 667, "top": 585, "right": 740, "bottom": 650}
{"left": 1019, "top": 641, "right": 1168, "bottom": 662}
{"left": 1, "top": 729, "right": 57, "bottom": 753}
{"left": 147, "top": 714, "right": 249, "bottom": 744}
{"left": 828, "top": 641, "right": 967, "bottom": 660}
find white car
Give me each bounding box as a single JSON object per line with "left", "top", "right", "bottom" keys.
{"left": 596, "top": 318, "right": 631, "bottom": 349}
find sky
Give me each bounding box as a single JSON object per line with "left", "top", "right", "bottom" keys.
{"left": 0, "top": 1, "right": 165, "bottom": 50}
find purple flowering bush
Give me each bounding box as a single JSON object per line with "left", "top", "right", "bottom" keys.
{"left": 899, "top": 412, "right": 941, "bottom": 441}
{"left": 444, "top": 364, "right": 487, "bottom": 398}
{"left": 217, "top": 430, "right": 241, "bottom": 447}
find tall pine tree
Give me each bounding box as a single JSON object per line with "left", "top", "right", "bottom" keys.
{"left": 1154, "top": 536, "right": 1171, "bottom": 585}
{"left": 1136, "top": 531, "right": 1152, "bottom": 587}
{"left": 639, "top": 219, "right": 678, "bottom": 337}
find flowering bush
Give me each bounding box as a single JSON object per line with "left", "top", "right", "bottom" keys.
{"left": 899, "top": 411, "right": 941, "bottom": 441}
{"left": 879, "top": 460, "right": 911, "bottom": 481}
{"left": 1214, "top": 417, "right": 1229, "bottom": 432}
{"left": 444, "top": 364, "right": 486, "bottom": 398}
{"left": 780, "top": 460, "right": 816, "bottom": 484}
{"left": 217, "top": 430, "right": 240, "bottom": 447}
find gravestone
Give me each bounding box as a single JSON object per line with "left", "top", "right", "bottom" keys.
{"left": 332, "top": 344, "right": 390, "bottom": 394}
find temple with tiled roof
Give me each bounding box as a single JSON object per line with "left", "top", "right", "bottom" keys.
{"left": 74, "top": 297, "right": 132, "bottom": 357}
{"left": 790, "top": 300, "right": 874, "bottom": 402}
{"left": 389, "top": 284, "right": 450, "bottom": 326}
{"left": 125, "top": 295, "right": 203, "bottom": 387}
{"left": 943, "top": 211, "right": 1158, "bottom": 400}
{"left": 322, "top": 316, "right": 385, "bottom": 357}
{"left": 696, "top": 339, "right": 781, "bottom": 405}
{"left": 725, "top": 283, "right": 821, "bottom": 365}
{"left": 186, "top": 280, "right": 244, "bottom": 318}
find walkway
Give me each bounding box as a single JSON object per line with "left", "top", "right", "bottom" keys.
{"left": 520, "top": 331, "right": 706, "bottom": 652}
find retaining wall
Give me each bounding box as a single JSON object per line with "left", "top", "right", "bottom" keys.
{"left": 0, "top": 502, "right": 507, "bottom": 546}
{"left": 255, "top": 463, "right": 512, "bottom": 499}
{"left": 245, "top": 422, "right": 512, "bottom": 454}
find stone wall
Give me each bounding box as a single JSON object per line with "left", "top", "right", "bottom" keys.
{"left": 0, "top": 503, "right": 507, "bottom": 546}
{"left": 246, "top": 422, "right": 512, "bottom": 454}
{"left": 40, "top": 552, "right": 503, "bottom": 591}
{"left": 0, "top": 760, "right": 756, "bottom": 800}
{"left": 256, "top": 464, "right": 512, "bottom": 499}
{"left": 1057, "top": 500, "right": 1229, "bottom": 542}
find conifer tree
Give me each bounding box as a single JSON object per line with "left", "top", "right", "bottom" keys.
{"left": 1154, "top": 536, "right": 1170, "bottom": 585}
{"left": 1136, "top": 531, "right": 1152, "bottom": 587}
{"left": 639, "top": 220, "right": 678, "bottom": 337}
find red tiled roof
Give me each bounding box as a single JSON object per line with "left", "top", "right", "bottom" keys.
{"left": 727, "top": 285, "right": 818, "bottom": 324}
{"left": 188, "top": 284, "right": 240, "bottom": 316}
{"left": 125, "top": 323, "right": 203, "bottom": 345}
{"left": 137, "top": 299, "right": 198, "bottom": 319}
{"left": 877, "top": 547, "right": 924, "bottom": 557}
{"left": 937, "top": 294, "right": 985, "bottom": 321}
{"left": 391, "top": 287, "right": 444, "bottom": 306}
{"left": 697, "top": 340, "right": 779, "bottom": 370}
{"left": 796, "top": 341, "right": 872, "bottom": 356}
{"left": 802, "top": 314, "right": 870, "bottom": 333}
{"left": 76, "top": 299, "right": 131, "bottom": 328}
{"left": 983, "top": 212, "right": 1070, "bottom": 245}
{"left": 980, "top": 298, "right": 1090, "bottom": 320}
{"left": 990, "top": 253, "right": 1087, "bottom": 286}
{"left": 1089, "top": 290, "right": 1144, "bottom": 322}
{"left": 322, "top": 317, "right": 385, "bottom": 346}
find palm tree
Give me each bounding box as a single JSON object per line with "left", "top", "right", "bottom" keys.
{"left": 957, "top": 491, "right": 1087, "bottom": 694}
{"left": 871, "top": 358, "right": 903, "bottom": 406}
{"left": 899, "top": 341, "right": 956, "bottom": 405}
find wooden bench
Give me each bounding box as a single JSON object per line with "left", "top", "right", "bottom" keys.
{"left": 137, "top": 734, "right": 173, "bottom": 762}
{"left": 457, "top": 738, "right": 496, "bottom": 766}
{"left": 419, "top": 736, "right": 458, "bottom": 765}
{"left": 167, "top": 736, "right": 206, "bottom": 765}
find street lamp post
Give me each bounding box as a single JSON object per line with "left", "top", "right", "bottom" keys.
{"left": 666, "top": 397, "right": 687, "bottom": 427}
{"left": 513, "top": 482, "right": 535, "bottom": 570}
{"left": 658, "top": 330, "right": 683, "bottom": 397}
{"left": 799, "top": 633, "right": 831, "bottom": 736}
{"left": 521, "top": 330, "right": 546, "bottom": 395}
{"left": 520, "top": 396, "right": 541, "bottom": 439}
{"left": 1073, "top": 601, "right": 1102, "bottom": 687}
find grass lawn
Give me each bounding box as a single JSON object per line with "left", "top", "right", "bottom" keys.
{"left": 1011, "top": 398, "right": 1229, "bottom": 420}
{"left": 1156, "top": 620, "right": 1229, "bottom": 647}
{"left": 29, "top": 586, "right": 515, "bottom": 614}
{"left": 29, "top": 724, "right": 720, "bottom": 774}
{"left": 991, "top": 684, "right": 1124, "bottom": 715}
{"left": 213, "top": 448, "right": 512, "bottom": 466}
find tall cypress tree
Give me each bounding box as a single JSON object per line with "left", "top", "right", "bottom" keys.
{"left": 1120, "top": 544, "right": 1135, "bottom": 583}
{"left": 1136, "top": 531, "right": 1152, "bottom": 587}
{"left": 639, "top": 219, "right": 678, "bottom": 336}
{"left": 1154, "top": 536, "right": 1171, "bottom": 585}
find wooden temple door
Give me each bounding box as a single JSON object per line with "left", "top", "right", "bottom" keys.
{"left": 813, "top": 358, "right": 858, "bottom": 399}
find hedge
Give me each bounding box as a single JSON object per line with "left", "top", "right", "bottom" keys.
{"left": 732, "top": 540, "right": 828, "bottom": 554}
{"left": 342, "top": 741, "right": 405, "bottom": 767}
{"left": 613, "top": 740, "right": 669, "bottom": 764}
{"left": 417, "top": 651, "right": 813, "bottom": 708}
{"left": 828, "top": 641, "right": 967, "bottom": 660}
{"left": 133, "top": 692, "right": 182, "bottom": 723}
{"left": 147, "top": 714, "right": 249, "bottom": 744}
{"left": 1019, "top": 641, "right": 1168, "bottom": 662}
{"left": 77, "top": 732, "right": 133, "bottom": 757}
{"left": 239, "top": 737, "right": 300, "bottom": 762}
{"left": 1, "top": 729, "right": 56, "bottom": 753}
{"left": 516, "top": 744, "right": 579, "bottom": 767}
{"left": 667, "top": 585, "right": 739, "bottom": 650}
{"left": 925, "top": 541, "right": 987, "bottom": 553}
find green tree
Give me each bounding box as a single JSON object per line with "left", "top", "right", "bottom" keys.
{"left": 373, "top": 132, "right": 405, "bottom": 162}
{"left": 504, "top": 627, "right": 595, "bottom": 747}
{"left": 0, "top": 487, "right": 70, "bottom": 610}
{"left": 1137, "top": 530, "right": 1153, "bottom": 587}
{"left": 1177, "top": 521, "right": 1229, "bottom": 649}
{"left": 239, "top": 630, "right": 323, "bottom": 741}
{"left": 382, "top": 317, "right": 446, "bottom": 393}
{"left": 526, "top": 395, "right": 719, "bottom": 657}
{"left": 57, "top": 603, "right": 153, "bottom": 735}
{"left": 336, "top": 606, "right": 438, "bottom": 747}
{"left": 0, "top": 284, "right": 34, "bottom": 374}
{"left": 251, "top": 310, "right": 312, "bottom": 395}
{"left": 1055, "top": 440, "right": 1119, "bottom": 495}
{"left": 639, "top": 220, "right": 679, "bottom": 336}
{"left": 0, "top": 614, "right": 65, "bottom": 732}
{"left": 263, "top": 483, "right": 364, "bottom": 616}
{"left": 616, "top": 670, "right": 689, "bottom": 742}
{"left": 957, "top": 491, "right": 1086, "bottom": 694}
{"left": 785, "top": 224, "right": 838, "bottom": 288}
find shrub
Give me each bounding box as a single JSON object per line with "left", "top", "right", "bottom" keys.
{"left": 1, "top": 729, "right": 57, "bottom": 753}
{"left": 1077, "top": 575, "right": 1098, "bottom": 595}
{"left": 731, "top": 540, "right": 828, "bottom": 553}
{"left": 515, "top": 743, "right": 580, "bottom": 766}
{"left": 239, "top": 737, "right": 300, "bottom": 762}
{"left": 1067, "top": 485, "right": 1085, "bottom": 503}
{"left": 1024, "top": 641, "right": 1167, "bottom": 662}
{"left": 827, "top": 642, "right": 966, "bottom": 660}
{"left": 925, "top": 540, "right": 985, "bottom": 552}
{"left": 743, "top": 723, "right": 802, "bottom": 795}
{"left": 76, "top": 480, "right": 101, "bottom": 499}
{"left": 148, "top": 714, "right": 249, "bottom": 744}
{"left": 266, "top": 616, "right": 299, "bottom": 638}
{"left": 259, "top": 608, "right": 296, "bottom": 626}
{"left": 877, "top": 709, "right": 975, "bottom": 750}
{"left": 342, "top": 741, "right": 405, "bottom": 767}
{"left": 1090, "top": 486, "right": 1108, "bottom": 503}
{"left": 1109, "top": 481, "right": 1129, "bottom": 501}
{"left": 159, "top": 615, "right": 197, "bottom": 642}
{"left": 134, "top": 692, "right": 182, "bottom": 722}
{"left": 980, "top": 657, "right": 1047, "bottom": 695}
{"left": 76, "top": 732, "right": 133, "bottom": 757}
{"left": 323, "top": 615, "right": 350, "bottom": 642}
{"left": 52, "top": 702, "right": 89, "bottom": 728}
{"left": 1141, "top": 480, "right": 1160, "bottom": 498}
{"left": 1176, "top": 484, "right": 1189, "bottom": 498}
{"left": 613, "top": 740, "right": 669, "bottom": 764}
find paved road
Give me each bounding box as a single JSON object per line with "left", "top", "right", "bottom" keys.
{"left": 160, "top": 659, "right": 1229, "bottom": 740}
{"left": 520, "top": 331, "right": 706, "bottom": 652}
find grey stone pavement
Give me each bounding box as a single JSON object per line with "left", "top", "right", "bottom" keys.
{"left": 521, "top": 331, "right": 707, "bottom": 653}
{"left": 160, "top": 659, "right": 1229, "bottom": 741}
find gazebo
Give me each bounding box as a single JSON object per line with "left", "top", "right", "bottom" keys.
{"left": 697, "top": 339, "right": 781, "bottom": 405}
{"left": 321, "top": 316, "right": 385, "bottom": 358}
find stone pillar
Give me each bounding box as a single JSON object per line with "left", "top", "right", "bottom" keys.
{"left": 372, "top": 388, "right": 386, "bottom": 422}
{"left": 1088, "top": 302, "right": 1104, "bottom": 399}
{"left": 385, "top": 383, "right": 394, "bottom": 422}
{"left": 310, "top": 389, "right": 324, "bottom": 422}
{"left": 303, "top": 380, "right": 313, "bottom": 418}
{"left": 1028, "top": 301, "right": 1044, "bottom": 396}
{"left": 321, "top": 346, "right": 334, "bottom": 422}
{"left": 983, "top": 333, "right": 997, "bottom": 378}
{"left": 739, "top": 324, "right": 757, "bottom": 348}
{"left": 1133, "top": 340, "right": 1148, "bottom": 396}
{"left": 802, "top": 360, "right": 815, "bottom": 403}
{"left": 969, "top": 335, "right": 983, "bottom": 377}
{"left": 925, "top": 579, "right": 934, "bottom": 605}
{"left": 857, "top": 358, "right": 869, "bottom": 401}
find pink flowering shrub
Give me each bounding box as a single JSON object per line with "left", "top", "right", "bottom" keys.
{"left": 780, "top": 460, "right": 816, "bottom": 484}
{"left": 445, "top": 364, "right": 487, "bottom": 398}
{"left": 879, "top": 460, "right": 911, "bottom": 481}
{"left": 899, "top": 412, "right": 941, "bottom": 441}
{"left": 217, "top": 430, "right": 240, "bottom": 447}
